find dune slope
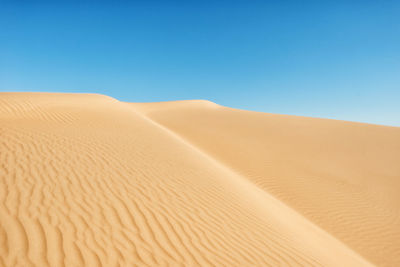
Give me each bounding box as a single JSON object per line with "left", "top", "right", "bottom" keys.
{"left": 0, "top": 93, "right": 394, "bottom": 266}
{"left": 132, "top": 100, "right": 400, "bottom": 267}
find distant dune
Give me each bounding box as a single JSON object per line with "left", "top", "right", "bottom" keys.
{"left": 1, "top": 93, "right": 399, "bottom": 266}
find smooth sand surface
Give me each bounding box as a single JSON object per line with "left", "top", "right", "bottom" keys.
{"left": 0, "top": 93, "right": 398, "bottom": 266}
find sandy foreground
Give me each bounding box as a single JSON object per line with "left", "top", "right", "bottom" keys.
{"left": 0, "top": 93, "right": 399, "bottom": 267}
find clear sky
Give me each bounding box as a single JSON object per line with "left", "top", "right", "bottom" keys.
{"left": 1, "top": 1, "right": 399, "bottom": 126}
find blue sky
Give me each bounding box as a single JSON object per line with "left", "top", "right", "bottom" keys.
{"left": 1, "top": 1, "right": 399, "bottom": 126}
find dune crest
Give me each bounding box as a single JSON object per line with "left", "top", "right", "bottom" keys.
{"left": 131, "top": 100, "right": 400, "bottom": 267}
{"left": 1, "top": 93, "right": 398, "bottom": 266}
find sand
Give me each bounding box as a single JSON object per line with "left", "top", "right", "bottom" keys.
{"left": 0, "top": 93, "right": 399, "bottom": 266}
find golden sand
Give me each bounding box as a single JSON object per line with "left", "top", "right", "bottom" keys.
{"left": 1, "top": 93, "right": 399, "bottom": 266}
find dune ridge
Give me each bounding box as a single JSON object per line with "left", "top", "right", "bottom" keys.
{"left": 0, "top": 93, "right": 398, "bottom": 266}
{"left": 132, "top": 100, "right": 400, "bottom": 267}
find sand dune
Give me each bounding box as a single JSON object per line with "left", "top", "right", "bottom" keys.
{"left": 0, "top": 93, "right": 398, "bottom": 266}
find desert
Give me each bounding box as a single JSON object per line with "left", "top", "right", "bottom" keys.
{"left": 1, "top": 93, "right": 399, "bottom": 266}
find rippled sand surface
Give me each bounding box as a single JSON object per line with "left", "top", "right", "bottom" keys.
{"left": 1, "top": 93, "right": 399, "bottom": 266}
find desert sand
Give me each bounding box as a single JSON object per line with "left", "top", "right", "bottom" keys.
{"left": 0, "top": 93, "right": 399, "bottom": 267}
